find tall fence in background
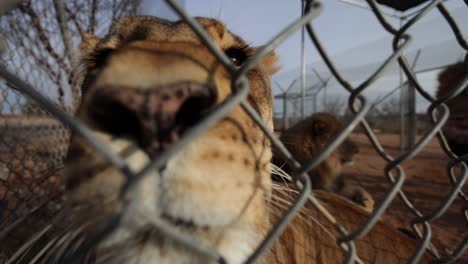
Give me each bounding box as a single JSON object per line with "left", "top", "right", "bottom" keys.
{"left": 0, "top": 0, "right": 467, "bottom": 263}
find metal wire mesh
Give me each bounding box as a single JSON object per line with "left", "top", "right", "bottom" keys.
{"left": 0, "top": 0, "right": 140, "bottom": 258}
{"left": 0, "top": 0, "right": 466, "bottom": 263}
{"left": 0, "top": 0, "right": 141, "bottom": 114}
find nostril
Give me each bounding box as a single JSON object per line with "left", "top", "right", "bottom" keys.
{"left": 176, "top": 90, "right": 216, "bottom": 130}
{"left": 87, "top": 90, "right": 143, "bottom": 141}
{"left": 84, "top": 82, "right": 216, "bottom": 156}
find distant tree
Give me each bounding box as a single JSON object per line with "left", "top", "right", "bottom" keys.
{"left": 0, "top": 0, "right": 141, "bottom": 112}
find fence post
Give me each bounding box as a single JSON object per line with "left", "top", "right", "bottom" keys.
{"left": 400, "top": 49, "right": 420, "bottom": 150}
{"left": 300, "top": 0, "right": 306, "bottom": 121}
{"left": 407, "top": 82, "right": 416, "bottom": 148}
{"left": 283, "top": 93, "right": 288, "bottom": 131}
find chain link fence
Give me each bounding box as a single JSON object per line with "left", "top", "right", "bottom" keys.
{"left": 0, "top": 0, "right": 467, "bottom": 263}
{"left": 0, "top": 0, "right": 140, "bottom": 258}
{"left": 0, "top": 0, "right": 141, "bottom": 114}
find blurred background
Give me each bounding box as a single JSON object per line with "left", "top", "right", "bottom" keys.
{"left": 1, "top": 0, "right": 467, "bottom": 140}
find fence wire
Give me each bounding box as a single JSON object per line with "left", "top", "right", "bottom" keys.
{"left": 0, "top": 0, "right": 467, "bottom": 263}
{"left": 0, "top": 0, "right": 141, "bottom": 114}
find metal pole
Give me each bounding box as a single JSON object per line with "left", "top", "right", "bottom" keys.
{"left": 323, "top": 81, "right": 327, "bottom": 112}
{"left": 399, "top": 17, "right": 406, "bottom": 150}
{"left": 407, "top": 83, "right": 416, "bottom": 148}
{"left": 407, "top": 49, "right": 421, "bottom": 148}
{"left": 300, "top": 0, "right": 306, "bottom": 120}
{"left": 285, "top": 79, "right": 298, "bottom": 128}
{"left": 275, "top": 79, "right": 297, "bottom": 131}
{"left": 400, "top": 48, "right": 421, "bottom": 150}
{"left": 283, "top": 93, "right": 288, "bottom": 130}
{"left": 312, "top": 69, "right": 327, "bottom": 112}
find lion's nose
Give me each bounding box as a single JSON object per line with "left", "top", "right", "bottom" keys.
{"left": 86, "top": 82, "right": 216, "bottom": 156}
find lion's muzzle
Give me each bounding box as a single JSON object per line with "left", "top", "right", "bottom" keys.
{"left": 87, "top": 82, "right": 215, "bottom": 156}
{"left": 79, "top": 42, "right": 221, "bottom": 157}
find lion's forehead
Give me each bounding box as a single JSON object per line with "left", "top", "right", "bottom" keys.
{"left": 100, "top": 16, "right": 245, "bottom": 51}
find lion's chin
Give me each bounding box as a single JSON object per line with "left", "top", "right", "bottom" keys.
{"left": 99, "top": 224, "right": 257, "bottom": 264}
{"left": 101, "top": 196, "right": 260, "bottom": 264}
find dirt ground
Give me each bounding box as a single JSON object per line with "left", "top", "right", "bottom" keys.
{"left": 1, "top": 125, "right": 466, "bottom": 262}
{"left": 344, "top": 133, "right": 467, "bottom": 263}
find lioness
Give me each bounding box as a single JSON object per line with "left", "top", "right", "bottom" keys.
{"left": 273, "top": 112, "right": 374, "bottom": 212}
{"left": 436, "top": 57, "right": 468, "bottom": 157}
{"left": 17, "top": 16, "right": 431, "bottom": 263}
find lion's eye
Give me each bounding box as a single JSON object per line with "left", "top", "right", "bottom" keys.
{"left": 224, "top": 47, "right": 248, "bottom": 67}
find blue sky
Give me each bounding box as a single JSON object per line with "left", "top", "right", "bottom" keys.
{"left": 141, "top": 0, "right": 467, "bottom": 113}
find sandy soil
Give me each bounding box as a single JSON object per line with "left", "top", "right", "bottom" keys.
{"left": 344, "top": 133, "right": 467, "bottom": 263}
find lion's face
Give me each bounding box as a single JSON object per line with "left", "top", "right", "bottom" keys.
{"left": 303, "top": 113, "right": 358, "bottom": 166}
{"left": 436, "top": 59, "right": 468, "bottom": 156}
{"left": 276, "top": 112, "right": 358, "bottom": 190}
{"left": 65, "top": 16, "right": 278, "bottom": 263}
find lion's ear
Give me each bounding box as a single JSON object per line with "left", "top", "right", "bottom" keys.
{"left": 256, "top": 46, "right": 280, "bottom": 75}
{"left": 263, "top": 51, "right": 280, "bottom": 75}
{"left": 264, "top": 51, "right": 280, "bottom": 75}
{"left": 80, "top": 33, "right": 100, "bottom": 65}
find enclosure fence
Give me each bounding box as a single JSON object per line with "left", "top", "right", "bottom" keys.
{"left": 0, "top": 0, "right": 467, "bottom": 263}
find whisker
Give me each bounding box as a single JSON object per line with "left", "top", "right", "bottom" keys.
{"left": 270, "top": 163, "right": 293, "bottom": 182}
{"left": 269, "top": 163, "right": 340, "bottom": 244}
{"left": 45, "top": 224, "right": 87, "bottom": 264}
{"left": 268, "top": 200, "right": 309, "bottom": 224}
{"left": 8, "top": 224, "right": 52, "bottom": 264}
{"left": 68, "top": 236, "right": 88, "bottom": 260}
{"left": 269, "top": 197, "right": 337, "bottom": 243}
{"left": 95, "top": 244, "right": 126, "bottom": 264}
{"left": 12, "top": 244, "right": 34, "bottom": 264}
{"left": 29, "top": 236, "right": 60, "bottom": 264}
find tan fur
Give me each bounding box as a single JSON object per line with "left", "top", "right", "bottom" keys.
{"left": 61, "top": 16, "right": 429, "bottom": 263}
{"left": 436, "top": 59, "right": 468, "bottom": 156}
{"left": 273, "top": 113, "right": 374, "bottom": 211}
{"left": 266, "top": 189, "right": 431, "bottom": 263}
